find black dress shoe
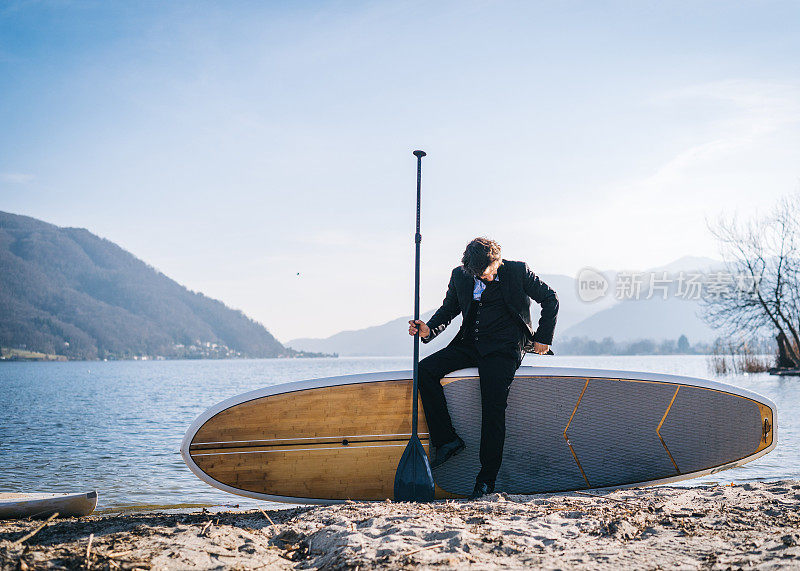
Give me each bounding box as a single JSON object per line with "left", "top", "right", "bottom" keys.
{"left": 430, "top": 436, "right": 465, "bottom": 469}
{"left": 469, "top": 480, "right": 495, "bottom": 499}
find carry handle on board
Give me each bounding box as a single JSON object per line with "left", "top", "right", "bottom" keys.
{"left": 394, "top": 150, "right": 436, "bottom": 502}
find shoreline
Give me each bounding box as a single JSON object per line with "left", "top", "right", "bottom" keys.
{"left": 2, "top": 481, "right": 799, "bottom": 569}
{"left": 0, "top": 353, "right": 336, "bottom": 363}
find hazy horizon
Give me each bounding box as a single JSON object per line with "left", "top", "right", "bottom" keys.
{"left": 2, "top": 1, "right": 799, "bottom": 340}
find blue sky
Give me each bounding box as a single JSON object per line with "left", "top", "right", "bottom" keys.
{"left": 1, "top": 1, "right": 799, "bottom": 340}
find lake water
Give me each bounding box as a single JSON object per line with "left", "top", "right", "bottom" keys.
{"left": 1, "top": 355, "right": 797, "bottom": 511}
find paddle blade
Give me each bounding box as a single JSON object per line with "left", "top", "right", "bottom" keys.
{"left": 393, "top": 435, "right": 435, "bottom": 502}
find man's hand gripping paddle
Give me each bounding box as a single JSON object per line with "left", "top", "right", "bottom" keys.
{"left": 394, "top": 150, "right": 436, "bottom": 502}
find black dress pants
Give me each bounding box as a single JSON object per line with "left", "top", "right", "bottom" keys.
{"left": 418, "top": 340, "right": 521, "bottom": 484}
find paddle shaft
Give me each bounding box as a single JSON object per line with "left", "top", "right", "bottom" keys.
{"left": 392, "top": 149, "right": 435, "bottom": 502}
{"left": 411, "top": 150, "right": 425, "bottom": 436}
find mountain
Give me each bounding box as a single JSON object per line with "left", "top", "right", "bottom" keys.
{"left": 287, "top": 272, "right": 609, "bottom": 356}
{"left": 0, "top": 211, "right": 289, "bottom": 359}
{"left": 287, "top": 259, "right": 727, "bottom": 355}
{"left": 561, "top": 297, "right": 717, "bottom": 342}
{"left": 562, "top": 255, "right": 726, "bottom": 343}
{"left": 287, "top": 310, "right": 450, "bottom": 358}
{"left": 647, "top": 255, "right": 723, "bottom": 274}
{"left": 535, "top": 273, "right": 615, "bottom": 331}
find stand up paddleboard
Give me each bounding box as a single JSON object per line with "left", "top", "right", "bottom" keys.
{"left": 181, "top": 367, "right": 776, "bottom": 503}
{"left": 0, "top": 491, "right": 98, "bottom": 519}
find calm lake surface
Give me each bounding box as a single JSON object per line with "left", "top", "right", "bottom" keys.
{"left": 1, "top": 355, "right": 797, "bottom": 510}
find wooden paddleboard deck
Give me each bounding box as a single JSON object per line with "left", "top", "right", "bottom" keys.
{"left": 181, "top": 366, "right": 776, "bottom": 503}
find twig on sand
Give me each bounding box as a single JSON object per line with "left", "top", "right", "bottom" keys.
{"left": 12, "top": 512, "right": 59, "bottom": 545}
{"left": 95, "top": 552, "right": 122, "bottom": 570}
{"left": 574, "top": 491, "right": 630, "bottom": 504}
{"left": 86, "top": 533, "right": 94, "bottom": 569}
{"left": 93, "top": 548, "right": 127, "bottom": 569}
{"left": 200, "top": 520, "right": 213, "bottom": 536}
{"left": 104, "top": 550, "right": 134, "bottom": 559}
{"left": 259, "top": 509, "right": 276, "bottom": 528}
{"left": 206, "top": 549, "right": 239, "bottom": 558}
{"left": 405, "top": 542, "right": 445, "bottom": 556}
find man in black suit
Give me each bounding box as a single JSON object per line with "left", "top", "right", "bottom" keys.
{"left": 408, "top": 237, "right": 558, "bottom": 498}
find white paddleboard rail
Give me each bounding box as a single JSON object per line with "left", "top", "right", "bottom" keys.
{"left": 181, "top": 366, "right": 777, "bottom": 505}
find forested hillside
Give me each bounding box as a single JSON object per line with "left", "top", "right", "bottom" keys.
{"left": 0, "top": 211, "right": 289, "bottom": 359}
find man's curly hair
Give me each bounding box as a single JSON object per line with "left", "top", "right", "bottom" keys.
{"left": 461, "top": 237, "right": 502, "bottom": 277}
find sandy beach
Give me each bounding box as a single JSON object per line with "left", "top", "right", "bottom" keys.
{"left": 2, "top": 480, "right": 799, "bottom": 570}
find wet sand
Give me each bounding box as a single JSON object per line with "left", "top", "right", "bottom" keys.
{"left": 2, "top": 481, "right": 799, "bottom": 569}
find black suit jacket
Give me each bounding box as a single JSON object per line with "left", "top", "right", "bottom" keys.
{"left": 422, "top": 259, "right": 559, "bottom": 351}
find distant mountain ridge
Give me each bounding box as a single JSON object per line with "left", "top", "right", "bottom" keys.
{"left": 560, "top": 297, "right": 718, "bottom": 342}
{"left": 287, "top": 257, "right": 725, "bottom": 356}
{"left": 562, "top": 255, "right": 723, "bottom": 343}
{"left": 286, "top": 272, "right": 595, "bottom": 357}
{"left": 287, "top": 309, "right": 455, "bottom": 358}
{"left": 0, "top": 211, "right": 290, "bottom": 359}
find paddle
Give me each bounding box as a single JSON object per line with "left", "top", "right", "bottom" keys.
{"left": 393, "top": 149, "right": 436, "bottom": 502}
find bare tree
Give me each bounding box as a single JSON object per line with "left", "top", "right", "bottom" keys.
{"left": 703, "top": 193, "right": 800, "bottom": 368}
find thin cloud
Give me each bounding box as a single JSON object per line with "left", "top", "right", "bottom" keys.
{"left": 654, "top": 79, "right": 800, "bottom": 137}
{"left": 1, "top": 172, "right": 35, "bottom": 184}
{"left": 630, "top": 79, "right": 800, "bottom": 195}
